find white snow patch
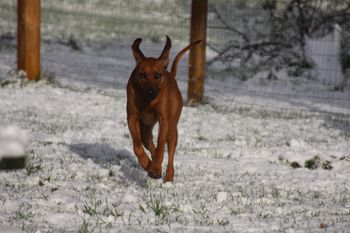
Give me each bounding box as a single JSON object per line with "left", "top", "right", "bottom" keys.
{"left": 289, "top": 138, "right": 307, "bottom": 148}
{"left": 122, "top": 191, "right": 138, "bottom": 203}
{"left": 0, "top": 126, "right": 29, "bottom": 159}
{"left": 0, "top": 226, "right": 24, "bottom": 233}
{"left": 45, "top": 213, "right": 82, "bottom": 228}
{"left": 216, "top": 191, "right": 228, "bottom": 203}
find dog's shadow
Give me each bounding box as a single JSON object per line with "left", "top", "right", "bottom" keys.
{"left": 69, "top": 143, "right": 148, "bottom": 187}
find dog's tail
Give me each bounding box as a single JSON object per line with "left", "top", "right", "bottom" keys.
{"left": 170, "top": 40, "right": 201, "bottom": 78}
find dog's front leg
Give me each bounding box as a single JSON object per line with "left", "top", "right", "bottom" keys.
{"left": 127, "top": 114, "right": 152, "bottom": 171}
{"left": 148, "top": 115, "right": 168, "bottom": 179}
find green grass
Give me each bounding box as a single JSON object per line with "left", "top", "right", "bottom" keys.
{"left": 78, "top": 219, "right": 91, "bottom": 233}
{"left": 144, "top": 193, "right": 168, "bottom": 218}
{"left": 25, "top": 151, "right": 43, "bottom": 176}
{"left": 192, "top": 205, "right": 213, "bottom": 225}
{"left": 15, "top": 205, "right": 34, "bottom": 221}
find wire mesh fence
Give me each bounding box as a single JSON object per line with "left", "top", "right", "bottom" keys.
{"left": 0, "top": 0, "right": 349, "bottom": 118}
{"left": 0, "top": 0, "right": 16, "bottom": 75}
{"left": 40, "top": 0, "right": 193, "bottom": 88}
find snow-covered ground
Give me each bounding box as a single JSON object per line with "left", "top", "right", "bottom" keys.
{"left": 0, "top": 62, "right": 349, "bottom": 232}
{"left": 1, "top": 0, "right": 350, "bottom": 231}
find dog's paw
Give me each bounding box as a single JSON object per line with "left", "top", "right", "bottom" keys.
{"left": 163, "top": 167, "right": 174, "bottom": 182}
{"left": 148, "top": 170, "right": 162, "bottom": 179}
{"left": 163, "top": 174, "right": 174, "bottom": 183}
{"left": 163, "top": 177, "right": 173, "bottom": 183}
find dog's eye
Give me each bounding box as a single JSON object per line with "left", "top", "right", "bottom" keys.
{"left": 154, "top": 72, "right": 162, "bottom": 80}
{"left": 139, "top": 73, "right": 147, "bottom": 80}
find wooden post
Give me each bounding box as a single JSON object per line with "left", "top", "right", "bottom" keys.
{"left": 17, "top": 0, "right": 41, "bottom": 81}
{"left": 188, "top": 0, "right": 208, "bottom": 104}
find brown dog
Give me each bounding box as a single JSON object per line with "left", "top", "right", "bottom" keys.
{"left": 127, "top": 36, "right": 200, "bottom": 182}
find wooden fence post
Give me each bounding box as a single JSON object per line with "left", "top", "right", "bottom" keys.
{"left": 17, "top": 0, "right": 41, "bottom": 81}
{"left": 188, "top": 0, "right": 208, "bottom": 104}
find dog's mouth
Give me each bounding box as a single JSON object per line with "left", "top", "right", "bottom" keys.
{"left": 145, "top": 87, "right": 159, "bottom": 101}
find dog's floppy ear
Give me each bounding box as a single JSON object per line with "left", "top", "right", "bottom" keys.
{"left": 158, "top": 35, "right": 171, "bottom": 67}
{"left": 132, "top": 38, "right": 145, "bottom": 63}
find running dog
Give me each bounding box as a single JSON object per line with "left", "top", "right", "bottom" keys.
{"left": 126, "top": 36, "right": 200, "bottom": 182}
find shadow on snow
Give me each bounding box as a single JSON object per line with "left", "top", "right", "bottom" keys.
{"left": 69, "top": 143, "right": 148, "bottom": 187}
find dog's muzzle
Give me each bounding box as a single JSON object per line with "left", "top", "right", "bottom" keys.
{"left": 145, "top": 87, "right": 158, "bottom": 101}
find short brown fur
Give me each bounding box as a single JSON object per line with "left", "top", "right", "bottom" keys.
{"left": 127, "top": 36, "right": 200, "bottom": 182}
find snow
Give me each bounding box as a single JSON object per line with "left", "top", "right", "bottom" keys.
{"left": 216, "top": 192, "right": 228, "bottom": 203}
{"left": 0, "top": 226, "right": 23, "bottom": 233}
{"left": 0, "top": 75, "right": 349, "bottom": 232}
{"left": 0, "top": 40, "right": 350, "bottom": 232}
{"left": 0, "top": 126, "right": 29, "bottom": 159}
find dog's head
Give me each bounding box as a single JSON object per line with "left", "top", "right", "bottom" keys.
{"left": 131, "top": 36, "right": 171, "bottom": 101}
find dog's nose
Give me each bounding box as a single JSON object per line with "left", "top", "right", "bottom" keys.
{"left": 145, "top": 88, "right": 158, "bottom": 100}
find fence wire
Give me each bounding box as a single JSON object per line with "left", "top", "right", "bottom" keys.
{"left": 0, "top": 0, "right": 349, "bottom": 119}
